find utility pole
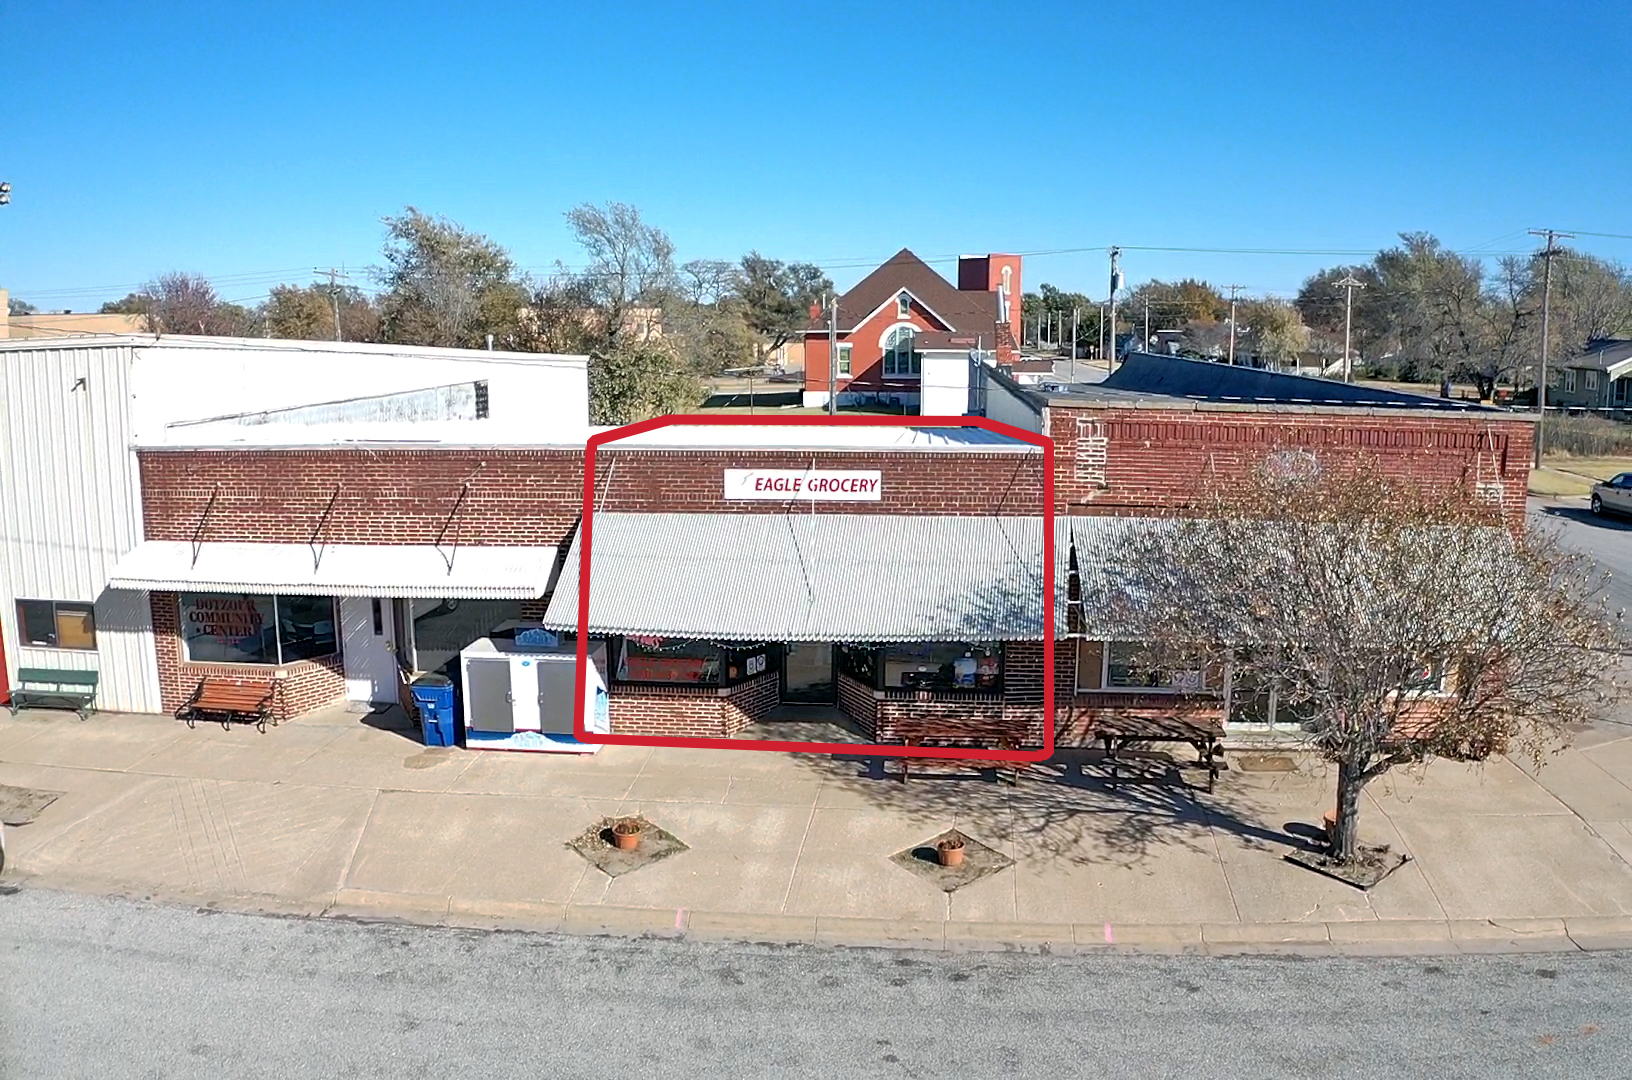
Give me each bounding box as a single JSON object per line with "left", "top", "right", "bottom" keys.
{"left": 1334, "top": 272, "right": 1365, "bottom": 383}
{"left": 1143, "top": 296, "right": 1150, "bottom": 353}
{"left": 1225, "top": 284, "right": 1244, "bottom": 365}
{"left": 1108, "top": 247, "right": 1123, "bottom": 366}
{"left": 1530, "top": 228, "right": 1574, "bottom": 465}
{"left": 315, "top": 267, "right": 350, "bottom": 342}
{"left": 827, "top": 293, "right": 839, "bottom": 417}
{"left": 1070, "top": 306, "right": 1079, "bottom": 382}
{"left": 1100, "top": 302, "right": 1109, "bottom": 370}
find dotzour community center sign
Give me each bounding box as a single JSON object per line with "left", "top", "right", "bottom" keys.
{"left": 723, "top": 469, "right": 882, "bottom": 502}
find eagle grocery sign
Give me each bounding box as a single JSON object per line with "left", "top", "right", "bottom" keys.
{"left": 723, "top": 468, "right": 882, "bottom": 501}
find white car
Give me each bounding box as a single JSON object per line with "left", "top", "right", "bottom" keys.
{"left": 1590, "top": 473, "right": 1632, "bottom": 516}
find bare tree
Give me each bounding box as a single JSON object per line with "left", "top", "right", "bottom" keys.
{"left": 138, "top": 272, "right": 252, "bottom": 336}
{"left": 562, "top": 201, "right": 677, "bottom": 352}
{"left": 1105, "top": 465, "right": 1624, "bottom": 863}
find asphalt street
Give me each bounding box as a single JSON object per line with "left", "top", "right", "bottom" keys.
{"left": 1, "top": 889, "right": 1627, "bottom": 1079}
{"left": 1532, "top": 497, "right": 1632, "bottom": 618}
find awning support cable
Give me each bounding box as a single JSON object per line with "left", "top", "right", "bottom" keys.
{"left": 190, "top": 484, "right": 222, "bottom": 568}
{"left": 308, "top": 485, "right": 341, "bottom": 573}
{"left": 434, "top": 482, "right": 472, "bottom": 575}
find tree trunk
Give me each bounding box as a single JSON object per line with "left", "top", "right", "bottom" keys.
{"left": 1330, "top": 761, "right": 1365, "bottom": 862}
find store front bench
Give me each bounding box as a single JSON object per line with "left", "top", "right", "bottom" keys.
{"left": 176, "top": 677, "right": 278, "bottom": 733}
{"left": 7, "top": 667, "right": 100, "bottom": 719}
{"left": 1088, "top": 714, "right": 1226, "bottom": 793}
{"left": 886, "top": 719, "right": 1028, "bottom": 785}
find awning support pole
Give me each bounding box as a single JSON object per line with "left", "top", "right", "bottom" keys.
{"left": 308, "top": 484, "right": 341, "bottom": 572}
{"left": 434, "top": 482, "right": 472, "bottom": 574}
{"left": 190, "top": 484, "right": 222, "bottom": 568}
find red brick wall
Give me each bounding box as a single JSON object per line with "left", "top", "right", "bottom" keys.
{"left": 875, "top": 692, "right": 1005, "bottom": 743}
{"left": 1048, "top": 406, "right": 1535, "bottom": 528}
{"left": 595, "top": 449, "right": 1044, "bottom": 517}
{"left": 607, "top": 673, "right": 780, "bottom": 738}
{"left": 835, "top": 673, "right": 879, "bottom": 738}
{"left": 151, "top": 591, "right": 346, "bottom": 721}
{"left": 722, "top": 673, "right": 779, "bottom": 734}
{"left": 136, "top": 447, "right": 1046, "bottom": 541}
{"left": 139, "top": 449, "right": 586, "bottom": 548}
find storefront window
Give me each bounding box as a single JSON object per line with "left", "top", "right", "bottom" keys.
{"left": 180, "top": 594, "right": 336, "bottom": 665}
{"left": 409, "top": 598, "right": 526, "bottom": 677}
{"left": 882, "top": 642, "right": 1001, "bottom": 691}
{"left": 837, "top": 643, "right": 881, "bottom": 687}
{"left": 615, "top": 636, "right": 722, "bottom": 684}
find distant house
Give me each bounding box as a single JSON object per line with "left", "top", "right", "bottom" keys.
{"left": 1549, "top": 338, "right": 1632, "bottom": 410}
{"left": 801, "top": 249, "right": 1021, "bottom": 408}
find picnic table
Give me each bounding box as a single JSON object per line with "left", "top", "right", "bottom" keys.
{"left": 1089, "top": 713, "right": 1226, "bottom": 793}
{"left": 885, "top": 718, "right": 1028, "bottom": 785}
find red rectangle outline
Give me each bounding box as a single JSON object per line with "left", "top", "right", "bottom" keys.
{"left": 572, "top": 412, "right": 1055, "bottom": 762}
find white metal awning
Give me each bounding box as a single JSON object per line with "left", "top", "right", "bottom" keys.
{"left": 107, "top": 541, "right": 558, "bottom": 599}
{"left": 543, "top": 513, "right": 1050, "bottom": 642}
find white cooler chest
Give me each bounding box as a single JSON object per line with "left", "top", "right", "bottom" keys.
{"left": 459, "top": 634, "right": 610, "bottom": 753}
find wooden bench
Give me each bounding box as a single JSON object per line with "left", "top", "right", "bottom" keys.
{"left": 176, "top": 677, "right": 278, "bottom": 733}
{"left": 1088, "top": 713, "right": 1226, "bottom": 793}
{"left": 7, "top": 667, "right": 99, "bottom": 719}
{"left": 887, "top": 719, "right": 1028, "bottom": 785}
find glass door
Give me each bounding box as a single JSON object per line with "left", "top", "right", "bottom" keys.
{"left": 782, "top": 643, "right": 835, "bottom": 704}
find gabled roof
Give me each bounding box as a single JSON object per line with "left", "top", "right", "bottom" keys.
{"left": 1566, "top": 338, "right": 1632, "bottom": 372}
{"left": 809, "top": 249, "right": 1000, "bottom": 337}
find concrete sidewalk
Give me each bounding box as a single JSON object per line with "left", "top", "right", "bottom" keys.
{"left": 3, "top": 703, "right": 1631, "bottom": 955}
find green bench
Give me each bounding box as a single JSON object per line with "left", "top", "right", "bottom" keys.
{"left": 7, "top": 667, "right": 100, "bottom": 720}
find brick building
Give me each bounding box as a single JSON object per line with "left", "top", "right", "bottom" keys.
{"left": 802, "top": 249, "right": 1021, "bottom": 409}
{"left": 109, "top": 349, "right": 1534, "bottom": 745}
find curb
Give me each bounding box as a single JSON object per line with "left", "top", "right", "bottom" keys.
{"left": 7, "top": 878, "right": 1631, "bottom": 957}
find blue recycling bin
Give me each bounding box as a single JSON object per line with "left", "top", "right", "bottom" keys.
{"left": 410, "top": 674, "right": 456, "bottom": 747}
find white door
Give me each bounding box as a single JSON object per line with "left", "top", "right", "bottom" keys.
{"left": 340, "top": 596, "right": 399, "bottom": 702}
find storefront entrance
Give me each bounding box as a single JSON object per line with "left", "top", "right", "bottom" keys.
{"left": 782, "top": 642, "right": 835, "bottom": 704}
{"left": 339, "top": 596, "right": 399, "bottom": 703}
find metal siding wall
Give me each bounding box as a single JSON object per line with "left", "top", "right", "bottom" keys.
{"left": 0, "top": 343, "right": 160, "bottom": 712}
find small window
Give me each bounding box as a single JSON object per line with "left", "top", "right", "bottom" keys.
{"left": 1586, "top": 370, "right": 1599, "bottom": 392}
{"left": 882, "top": 326, "right": 920, "bottom": 378}
{"left": 1564, "top": 369, "right": 1577, "bottom": 393}
{"left": 882, "top": 642, "right": 1001, "bottom": 691}
{"left": 1092, "top": 641, "right": 1206, "bottom": 693}
{"left": 897, "top": 292, "right": 911, "bottom": 318}
{"left": 16, "top": 600, "right": 97, "bottom": 650}
{"left": 836, "top": 344, "right": 852, "bottom": 377}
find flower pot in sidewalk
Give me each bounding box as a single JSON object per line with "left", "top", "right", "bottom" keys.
{"left": 611, "top": 818, "right": 643, "bottom": 851}
{"left": 937, "top": 836, "right": 966, "bottom": 868}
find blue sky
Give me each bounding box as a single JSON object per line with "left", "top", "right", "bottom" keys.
{"left": 2, "top": 0, "right": 1628, "bottom": 311}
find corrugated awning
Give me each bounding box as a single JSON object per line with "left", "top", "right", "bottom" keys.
{"left": 544, "top": 513, "right": 1050, "bottom": 642}
{"left": 107, "top": 541, "right": 558, "bottom": 599}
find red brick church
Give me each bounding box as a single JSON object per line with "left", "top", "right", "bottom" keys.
{"left": 802, "top": 250, "right": 1021, "bottom": 408}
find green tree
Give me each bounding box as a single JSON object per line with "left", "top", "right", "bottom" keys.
{"left": 262, "top": 282, "right": 381, "bottom": 343}
{"left": 1238, "top": 298, "right": 1310, "bottom": 367}
{"left": 1122, "top": 279, "right": 1229, "bottom": 335}
{"left": 735, "top": 253, "right": 832, "bottom": 358}
{"left": 99, "top": 293, "right": 151, "bottom": 315}
{"left": 7, "top": 297, "right": 37, "bottom": 316}
{"left": 588, "top": 339, "right": 705, "bottom": 425}
{"left": 375, "top": 207, "right": 528, "bottom": 348}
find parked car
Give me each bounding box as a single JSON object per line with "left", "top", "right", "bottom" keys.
{"left": 1590, "top": 473, "right": 1632, "bottom": 516}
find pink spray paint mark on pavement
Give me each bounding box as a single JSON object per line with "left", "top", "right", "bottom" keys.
{"left": 676, "top": 908, "right": 688, "bottom": 930}
{"left": 1104, "top": 923, "right": 1114, "bottom": 944}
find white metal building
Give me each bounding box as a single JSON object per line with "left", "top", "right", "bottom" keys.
{"left": 0, "top": 334, "right": 589, "bottom": 712}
